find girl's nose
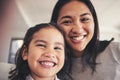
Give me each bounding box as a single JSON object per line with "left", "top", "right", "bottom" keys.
{"left": 43, "top": 48, "right": 55, "bottom": 58}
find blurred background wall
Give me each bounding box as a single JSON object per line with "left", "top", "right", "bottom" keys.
{"left": 0, "top": 0, "right": 120, "bottom": 63}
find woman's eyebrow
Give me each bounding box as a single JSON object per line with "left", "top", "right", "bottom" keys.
{"left": 59, "top": 13, "right": 91, "bottom": 21}
{"left": 59, "top": 15, "right": 72, "bottom": 21}
{"left": 61, "top": 15, "right": 72, "bottom": 19}
{"left": 80, "top": 13, "right": 91, "bottom": 17}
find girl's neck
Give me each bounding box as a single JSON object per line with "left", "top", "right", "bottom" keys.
{"left": 33, "top": 77, "right": 55, "bottom": 80}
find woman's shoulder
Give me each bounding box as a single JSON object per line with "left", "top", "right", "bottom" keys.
{"left": 108, "top": 41, "right": 120, "bottom": 50}
{"left": 101, "top": 41, "right": 120, "bottom": 63}
{"left": 98, "top": 38, "right": 114, "bottom": 53}
{"left": 97, "top": 41, "right": 120, "bottom": 65}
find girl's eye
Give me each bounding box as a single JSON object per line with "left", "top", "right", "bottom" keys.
{"left": 36, "top": 44, "right": 46, "bottom": 48}
{"left": 54, "top": 46, "right": 63, "bottom": 51}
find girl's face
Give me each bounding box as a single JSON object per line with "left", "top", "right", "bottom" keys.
{"left": 22, "top": 27, "right": 65, "bottom": 80}
{"left": 57, "top": 1, "right": 94, "bottom": 57}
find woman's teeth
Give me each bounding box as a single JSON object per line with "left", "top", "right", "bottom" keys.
{"left": 72, "top": 36, "right": 84, "bottom": 40}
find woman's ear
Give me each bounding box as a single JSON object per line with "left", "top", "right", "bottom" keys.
{"left": 22, "top": 46, "right": 28, "bottom": 60}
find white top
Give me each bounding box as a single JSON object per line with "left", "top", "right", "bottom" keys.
{"left": 70, "top": 42, "right": 120, "bottom": 80}
{"left": 26, "top": 75, "right": 60, "bottom": 80}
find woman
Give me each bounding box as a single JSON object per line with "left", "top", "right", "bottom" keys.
{"left": 50, "top": 0, "right": 120, "bottom": 80}
{"left": 9, "top": 22, "right": 72, "bottom": 80}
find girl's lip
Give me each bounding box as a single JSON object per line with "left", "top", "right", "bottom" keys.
{"left": 38, "top": 60, "right": 57, "bottom": 68}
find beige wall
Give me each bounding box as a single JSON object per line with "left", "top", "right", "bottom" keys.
{"left": 0, "top": 0, "right": 28, "bottom": 63}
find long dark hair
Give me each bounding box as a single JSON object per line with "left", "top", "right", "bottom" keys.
{"left": 50, "top": 0, "right": 113, "bottom": 74}
{"left": 9, "top": 22, "right": 72, "bottom": 80}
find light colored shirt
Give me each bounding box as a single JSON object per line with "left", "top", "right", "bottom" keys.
{"left": 25, "top": 75, "right": 60, "bottom": 80}
{"left": 70, "top": 42, "right": 120, "bottom": 80}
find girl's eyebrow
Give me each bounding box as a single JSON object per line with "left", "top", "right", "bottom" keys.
{"left": 34, "top": 40, "right": 64, "bottom": 47}
{"left": 34, "top": 40, "right": 46, "bottom": 43}
{"left": 55, "top": 42, "right": 64, "bottom": 47}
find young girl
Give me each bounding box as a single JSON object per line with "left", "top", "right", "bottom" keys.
{"left": 9, "top": 23, "right": 72, "bottom": 80}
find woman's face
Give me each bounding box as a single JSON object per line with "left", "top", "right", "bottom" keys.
{"left": 57, "top": 1, "right": 94, "bottom": 57}
{"left": 22, "top": 27, "right": 65, "bottom": 80}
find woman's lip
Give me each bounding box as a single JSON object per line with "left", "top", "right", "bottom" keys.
{"left": 70, "top": 35, "right": 85, "bottom": 43}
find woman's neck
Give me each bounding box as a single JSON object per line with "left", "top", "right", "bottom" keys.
{"left": 72, "top": 50, "right": 84, "bottom": 58}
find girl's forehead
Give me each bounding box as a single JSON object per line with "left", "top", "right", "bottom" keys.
{"left": 33, "top": 26, "right": 62, "bottom": 38}
{"left": 30, "top": 27, "right": 64, "bottom": 45}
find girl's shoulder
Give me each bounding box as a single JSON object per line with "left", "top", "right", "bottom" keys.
{"left": 25, "top": 75, "right": 60, "bottom": 80}
{"left": 55, "top": 76, "right": 60, "bottom": 80}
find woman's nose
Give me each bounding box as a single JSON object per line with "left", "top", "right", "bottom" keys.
{"left": 71, "top": 22, "right": 83, "bottom": 34}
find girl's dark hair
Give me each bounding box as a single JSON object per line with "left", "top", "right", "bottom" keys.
{"left": 50, "top": 0, "right": 113, "bottom": 74}
{"left": 9, "top": 22, "right": 72, "bottom": 80}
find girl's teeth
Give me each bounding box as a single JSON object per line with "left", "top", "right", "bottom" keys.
{"left": 41, "top": 61, "right": 54, "bottom": 66}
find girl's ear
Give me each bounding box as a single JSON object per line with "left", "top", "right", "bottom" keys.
{"left": 22, "top": 46, "right": 28, "bottom": 60}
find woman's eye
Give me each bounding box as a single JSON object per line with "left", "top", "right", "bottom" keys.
{"left": 61, "top": 20, "right": 72, "bottom": 25}
{"left": 81, "top": 18, "right": 90, "bottom": 22}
